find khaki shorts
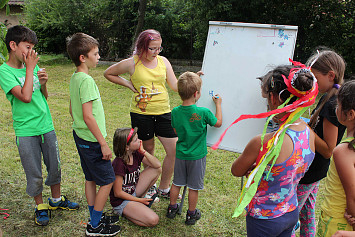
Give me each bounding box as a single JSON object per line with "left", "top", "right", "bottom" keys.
{"left": 317, "top": 210, "right": 352, "bottom": 237}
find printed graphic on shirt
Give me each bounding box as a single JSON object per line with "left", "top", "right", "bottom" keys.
{"left": 135, "top": 83, "right": 161, "bottom": 112}
{"left": 189, "top": 113, "right": 201, "bottom": 122}
{"left": 18, "top": 75, "right": 40, "bottom": 92}
{"left": 122, "top": 167, "right": 141, "bottom": 194}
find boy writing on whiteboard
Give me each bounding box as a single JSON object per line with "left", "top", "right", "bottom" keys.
{"left": 166, "top": 71, "right": 222, "bottom": 225}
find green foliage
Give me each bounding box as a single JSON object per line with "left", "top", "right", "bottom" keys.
{"left": 0, "top": 0, "right": 9, "bottom": 64}
{"left": 24, "top": 0, "right": 354, "bottom": 76}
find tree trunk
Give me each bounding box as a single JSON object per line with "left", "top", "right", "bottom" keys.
{"left": 132, "top": 0, "right": 147, "bottom": 49}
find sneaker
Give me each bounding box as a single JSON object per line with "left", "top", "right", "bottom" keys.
{"left": 48, "top": 195, "right": 80, "bottom": 210}
{"left": 158, "top": 189, "right": 182, "bottom": 199}
{"left": 34, "top": 203, "right": 51, "bottom": 226}
{"left": 86, "top": 222, "right": 120, "bottom": 236}
{"left": 89, "top": 211, "right": 120, "bottom": 225}
{"left": 145, "top": 185, "right": 157, "bottom": 199}
{"left": 185, "top": 209, "right": 201, "bottom": 225}
{"left": 166, "top": 203, "right": 180, "bottom": 219}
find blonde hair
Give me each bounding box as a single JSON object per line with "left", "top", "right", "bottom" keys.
{"left": 113, "top": 127, "right": 138, "bottom": 165}
{"left": 307, "top": 49, "right": 346, "bottom": 128}
{"left": 177, "top": 71, "right": 202, "bottom": 100}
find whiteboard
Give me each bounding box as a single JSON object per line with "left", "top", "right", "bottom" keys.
{"left": 198, "top": 21, "right": 298, "bottom": 153}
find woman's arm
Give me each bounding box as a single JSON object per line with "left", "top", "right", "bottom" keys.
{"left": 315, "top": 118, "right": 339, "bottom": 159}
{"left": 161, "top": 56, "right": 178, "bottom": 92}
{"left": 334, "top": 144, "right": 355, "bottom": 230}
{"left": 112, "top": 175, "right": 151, "bottom": 205}
{"left": 231, "top": 135, "right": 263, "bottom": 177}
{"left": 104, "top": 58, "right": 138, "bottom": 93}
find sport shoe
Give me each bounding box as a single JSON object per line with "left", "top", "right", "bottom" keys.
{"left": 89, "top": 211, "right": 120, "bottom": 225}
{"left": 158, "top": 189, "right": 182, "bottom": 199}
{"left": 48, "top": 195, "right": 80, "bottom": 210}
{"left": 166, "top": 203, "right": 180, "bottom": 219}
{"left": 86, "top": 222, "right": 120, "bottom": 236}
{"left": 185, "top": 209, "right": 201, "bottom": 225}
{"left": 35, "top": 203, "right": 51, "bottom": 226}
{"left": 145, "top": 185, "right": 157, "bottom": 198}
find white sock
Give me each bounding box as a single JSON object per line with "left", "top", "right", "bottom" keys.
{"left": 51, "top": 197, "right": 61, "bottom": 202}
{"left": 159, "top": 188, "right": 170, "bottom": 193}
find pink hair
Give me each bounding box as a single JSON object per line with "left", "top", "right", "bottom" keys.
{"left": 133, "top": 29, "right": 161, "bottom": 63}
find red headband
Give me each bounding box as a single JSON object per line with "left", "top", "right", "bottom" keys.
{"left": 127, "top": 128, "right": 134, "bottom": 144}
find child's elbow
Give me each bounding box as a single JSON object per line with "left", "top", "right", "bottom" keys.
{"left": 214, "top": 120, "right": 222, "bottom": 128}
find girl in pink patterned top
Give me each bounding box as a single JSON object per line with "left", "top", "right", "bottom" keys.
{"left": 231, "top": 64, "right": 316, "bottom": 236}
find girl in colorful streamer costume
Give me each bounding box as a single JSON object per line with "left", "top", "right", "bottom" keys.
{"left": 317, "top": 80, "right": 355, "bottom": 237}
{"left": 226, "top": 62, "right": 317, "bottom": 236}
{"left": 296, "top": 50, "right": 346, "bottom": 237}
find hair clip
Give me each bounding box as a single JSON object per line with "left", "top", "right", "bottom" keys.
{"left": 333, "top": 84, "right": 340, "bottom": 89}
{"left": 271, "top": 76, "right": 275, "bottom": 88}
{"left": 148, "top": 34, "right": 154, "bottom": 40}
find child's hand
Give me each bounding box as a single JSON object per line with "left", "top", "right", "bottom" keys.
{"left": 332, "top": 230, "right": 355, "bottom": 237}
{"left": 37, "top": 68, "right": 48, "bottom": 86}
{"left": 345, "top": 210, "right": 355, "bottom": 226}
{"left": 101, "top": 143, "right": 112, "bottom": 160}
{"left": 196, "top": 71, "right": 204, "bottom": 76}
{"left": 138, "top": 141, "right": 146, "bottom": 155}
{"left": 139, "top": 197, "right": 152, "bottom": 205}
{"left": 128, "top": 81, "right": 138, "bottom": 93}
{"left": 213, "top": 94, "right": 222, "bottom": 105}
{"left": 23, "top": 49, "right": 39, "bottom": 70}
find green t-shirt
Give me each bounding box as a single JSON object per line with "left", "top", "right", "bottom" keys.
{"left": 69, "top": 72, "right": 106, "bottom": 142}
{"left": 171, "top": 104, "right": 217, "bottom": 160}
{"left": 0, "top": 63, "right": 54, "bottom": 136}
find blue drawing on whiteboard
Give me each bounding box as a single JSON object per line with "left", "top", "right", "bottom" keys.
{"left": 279, "top": 42, "right": 285, "bottom": 48}
{"left": 213, "top": 40, "right": 218, "bottom": 46}
{"left": 216, "top": 28, "right": 220, "bottom": 34}
{"left": 209, "top": 90, "right": 214, "bottom": 97}
{"left": 278, "top": 29, "right": 289, "bottom": 40}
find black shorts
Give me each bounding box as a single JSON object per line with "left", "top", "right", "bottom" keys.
{"left": 73, "top": 130, "right": 115, "bottom": 186}
{"left": 130, "top": 112, "right": 177, "bottom": 141}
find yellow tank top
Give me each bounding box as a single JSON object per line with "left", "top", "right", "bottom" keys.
{"left": 321, "top": 137, "right": 355, "bottom": 218}
{"left": 130, "top": 55, "right": 170, "bottom": 115}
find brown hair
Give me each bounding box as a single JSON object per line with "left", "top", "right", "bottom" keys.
{"left": 337, "top": 80, "right": 355, "bottom": 151}
{"left": 5, "top": 25, "right": 38, "bottom": 52}
{"left": 177, "top": 71, "right": 202, "bottom": 100}
{"left": 113, "top": 127, "right": 138, "bottom": 165}
{"left": 307, "top": 49, "right": 346, "bottom": 128}
{"left": 66, "top": 33, "right": 99, "bottom": 67}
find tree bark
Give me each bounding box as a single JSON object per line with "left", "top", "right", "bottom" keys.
{"left": 132, "top": 0, "right": 147, "bottom": 49}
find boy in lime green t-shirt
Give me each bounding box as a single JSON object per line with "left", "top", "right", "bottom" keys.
{"left": 166, "top": 71, "right": 222, "bottom": 225}
{"left": 0, "top": 25, "right": 79, "bottom": 226}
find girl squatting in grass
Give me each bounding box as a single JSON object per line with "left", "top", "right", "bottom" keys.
{"left": 109, "top": 127, "right": 162, "bottom": 227}
{"left": 104, "top": 29, "right": 178, "bottom": 198}
{"left": 295, "top": 49, "right": 346, "bottom": 237}
{"left": 317, "top": 80, "right": 355, "bottom": 237}
{"left": 227, "top": 62, "right": 318, "bottom": 236}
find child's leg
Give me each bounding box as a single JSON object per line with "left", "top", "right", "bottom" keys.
{"left": 85, "top": 181, "right": 97, "bottom": 207}
{"left": 50, "top": 183, "right": 61, "bottom": 199}
{"left": 169, "top": 184, "right": 181, "bottom": 205}
{"left": 297, "top": 182, "right": 320, "bottom": 237}
{"left": 188, "top": 189, "right": 198, "bottom": 212}
{"left": 90, "top": 182, "right": 113, "bottom": 227}
{"left": 135, "top": 166, "right": 162, "bottom": 197}
{"left": 157, "top": 136, "right": 178, "bottom": 190}
{"left": 34, "top": 193, "right": 43, "bottom": 205}
{"left": 123, "top": 201, "right": 159, "bottom": 227}
{"left": 142, "top": 138, "right": 155, "bottom": 155}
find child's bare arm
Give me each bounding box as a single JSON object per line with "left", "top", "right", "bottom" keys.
{"left": 213, "top": 94, "right": 222, "bottom": 127}
{"left": 113, "top": 175, "right": 152, "bottom": 205}
{"left": 139, "top": 141, "right": 161, "bottom": 169}
{"left": 231, "top": 135, "right": 262, "bottom": 177}
{"left": 69, "top": 100, "right": 73, "bottom": 119}
{"left": 334, "top": 143, "right": 355, "bottom": 227}
{"left": 38, "top": 68, "right": 48, "bottom": 99}
{"left": 82, "top": 101, "right": 112, "bottom": 160}
{"left": 10, "top": 49, "right": 39, "bottom": 103}
{"left": 315, "top": 118, "right": 339, "bottom": 159}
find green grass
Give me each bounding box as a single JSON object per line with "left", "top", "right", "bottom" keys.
{"left": 0, "top": 56, "right": 324, "bottom": 236}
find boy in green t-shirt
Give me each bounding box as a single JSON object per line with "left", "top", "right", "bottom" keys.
{"left": 0, "top": 25, "right": 79, "bottom": 226}
{"left": 67, "top": 33, "right": 120, "bottom": 236}
{"left": 166, "top": 71, "right": 222, "bottom": 225}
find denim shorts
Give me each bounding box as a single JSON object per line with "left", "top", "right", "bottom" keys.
{"left": 112, "top": 192, "right": 136, "bottom": 216}
{"left": 73, "top": 130, "right": 115, "bottom": 186}
{"left": 130, "top": 112, "right": 177, "bottom": 141}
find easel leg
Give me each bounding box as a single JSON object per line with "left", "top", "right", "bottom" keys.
{"left": 178, "top": 186, "right": 187, "bottom": 215}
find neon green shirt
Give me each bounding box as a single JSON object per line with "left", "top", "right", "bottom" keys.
{"left": 171, "top": 104, "right": 217, "bottom": 160}
{"left": 69, "top": 72, "right": 106, "bottom": 142}
{"left": 0, "top": 63, "right": 54, "bottom": 136}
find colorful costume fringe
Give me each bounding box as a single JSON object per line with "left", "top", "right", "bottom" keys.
{"left": 212, "top": 59, "right": 318, "bottom": 218}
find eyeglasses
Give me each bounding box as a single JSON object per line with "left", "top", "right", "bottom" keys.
{"left": 148, "top": 46, "right": 163, "bottom": 53}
